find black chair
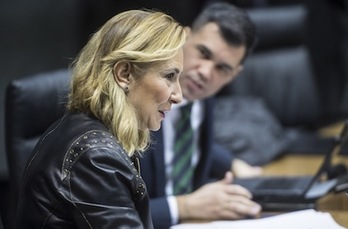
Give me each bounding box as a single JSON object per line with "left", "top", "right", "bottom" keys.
{"left": 4, "top": 69, "right": 70, "bottom": 228}
{"left": 219, "top": 4, "right": 321, "bottom": 128}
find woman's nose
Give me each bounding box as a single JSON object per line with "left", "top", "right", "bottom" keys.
{"left": 170, "top": 81, "right": 183, "bottom": 104}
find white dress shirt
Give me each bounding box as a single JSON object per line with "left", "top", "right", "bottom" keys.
{"left": 163, "top": 100, "right": 204, "bottom": 224}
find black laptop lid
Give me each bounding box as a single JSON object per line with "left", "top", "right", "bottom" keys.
{"left": 234, "top": 120, "right": 348, "bottom": 199}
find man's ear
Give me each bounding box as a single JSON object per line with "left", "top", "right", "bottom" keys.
{"left": 230, "top": 65, "right": 244, "bottom": 82}
{"left": 113, "top": 61, "right": 131, "bottom": 90}
{"left": 235, "top": 65, "right": 244, "bottom": 75}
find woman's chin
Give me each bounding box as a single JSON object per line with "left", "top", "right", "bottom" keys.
{"left": 148, "top": 123, "right": 161, "bottom": 132}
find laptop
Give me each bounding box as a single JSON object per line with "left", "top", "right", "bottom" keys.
{"left": 234, "top": 120, "right": 348, "bottom": 211}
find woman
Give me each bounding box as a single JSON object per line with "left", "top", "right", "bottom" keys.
{"left": 15, "top": 9, "right": 185, "bottom": 228}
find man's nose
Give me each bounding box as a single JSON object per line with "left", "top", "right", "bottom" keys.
{"left": 198, "top": 60, "right": 214, "bottom": 81}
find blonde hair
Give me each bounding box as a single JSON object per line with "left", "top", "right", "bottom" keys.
{"left": 67, "top": 9, "right": 186, "bottom": 156}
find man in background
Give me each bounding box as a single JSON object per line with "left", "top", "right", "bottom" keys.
{"left": 141, "top": 2, "right": 262, "bottom": 228}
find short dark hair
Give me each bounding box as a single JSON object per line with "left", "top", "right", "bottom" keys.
{"left": 192, "top": 2, "right": 257, "bottom": 63}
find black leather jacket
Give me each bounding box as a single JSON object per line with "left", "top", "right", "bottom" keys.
{"left": 15, "top": 112, "right": 153, "bottom": 228}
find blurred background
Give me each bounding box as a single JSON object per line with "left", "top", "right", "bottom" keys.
{"left": 0, "top": 0, "right": 347, "bottom": 227}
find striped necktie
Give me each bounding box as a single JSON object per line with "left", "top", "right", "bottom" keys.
{"left": 172, "top": 103, "right": 194, "bottom": 195}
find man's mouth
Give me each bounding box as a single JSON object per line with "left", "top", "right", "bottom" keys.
{"left": 187, "top": 78, "right": 203, "bottom": 91}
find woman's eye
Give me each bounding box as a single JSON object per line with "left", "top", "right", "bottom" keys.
{"left": 166, "top": 73, "right": 175, "bottom": 80}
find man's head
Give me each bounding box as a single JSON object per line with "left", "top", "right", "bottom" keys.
{"left": 180, "top": 2, "right": 256, "bottom": 101}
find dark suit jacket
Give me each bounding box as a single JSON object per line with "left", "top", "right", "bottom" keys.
{"left": 140, "top": 98, "right": 234, "bottom": 229}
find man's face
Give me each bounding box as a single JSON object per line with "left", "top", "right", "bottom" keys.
{"left": 180, "top": 22, "right": 245, "bottom": 101}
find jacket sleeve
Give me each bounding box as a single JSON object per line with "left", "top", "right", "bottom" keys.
{"left": 65, "top": 147, "right": 147, "bottom": 229}
{"left": 204, "top": 98, "right": 234, "bottom": 180}
{"left": 209, "top": 143, "right": 235, "bottom": 179}
{"left": 149, "top": 197, "right": 173, "bottom": 229}
{"left": 148, "top": 144, "right": 235, "bottom": 229}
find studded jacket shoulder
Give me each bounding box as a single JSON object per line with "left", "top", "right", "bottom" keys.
{"left": 15, "top": 112, "right": 153, "bottom": 229}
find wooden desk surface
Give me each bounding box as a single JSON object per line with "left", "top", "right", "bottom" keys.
{"left": 262, "top": 154, "right": 348, "bottom": 228}
{"left": 263, "top": 154, "right": 348, "bottom": 176}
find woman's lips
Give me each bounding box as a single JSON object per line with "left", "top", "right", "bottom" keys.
{"left": 159, "top": 110, "right": 165, "bottom": 119}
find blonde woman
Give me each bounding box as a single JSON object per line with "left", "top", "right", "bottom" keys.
{"left": 15, "top": 9, "right": 185, "bottom": 228}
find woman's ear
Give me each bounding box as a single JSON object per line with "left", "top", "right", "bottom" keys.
{"left": 113, "top": 61, "right": 131, "bottom": 91}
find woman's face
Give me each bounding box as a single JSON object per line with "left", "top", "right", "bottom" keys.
{"left": 128, "top": 49, "right": 184, "bottom": 131}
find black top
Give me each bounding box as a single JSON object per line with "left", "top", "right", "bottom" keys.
{"left": 15, "top": 112, "right": 153, "bottom": 228}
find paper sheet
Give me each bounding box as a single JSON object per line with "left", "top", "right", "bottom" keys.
{"left": 170, "top": 209, "right": 346, "bottom": 229}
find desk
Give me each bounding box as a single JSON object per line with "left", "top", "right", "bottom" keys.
{"left": 262, "top": 154, "right": 348, "bottom": 227}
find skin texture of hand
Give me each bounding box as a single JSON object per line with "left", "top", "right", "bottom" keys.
{"left": 232, "top": 158, "right": 263, "bottom": 178}
{"left": 176, "top": 172, "right": 261, "bottom": 221}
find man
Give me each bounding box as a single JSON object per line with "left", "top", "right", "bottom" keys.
{"left": 141, "top": 2, "right": 262, "bottom": 228}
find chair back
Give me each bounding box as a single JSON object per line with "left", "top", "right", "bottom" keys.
{"left": 4, "top": 69, "right": 70, "bottom": 226}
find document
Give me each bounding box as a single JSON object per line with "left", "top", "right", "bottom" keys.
{"left": 170, "top": 209, "right": 346, "bottom": 229}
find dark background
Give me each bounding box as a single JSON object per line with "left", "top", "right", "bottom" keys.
{"left": 0, "top": 0, "right": 347, "bottom": 227}
{"left": 0, "top": 0, "right": 204, "bottom": 181}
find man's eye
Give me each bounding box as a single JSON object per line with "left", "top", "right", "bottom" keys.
{"left": 217, "top": 65, "right": 228, "bottom": 73}
{"left": 199, "top": 48, "right": 209, "bottom": 58}
{"left": 196, "top": 45, "right": 212, "bottom": 59}
{"left": 216, "top": 65, "right": 232, "bottom": 77}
